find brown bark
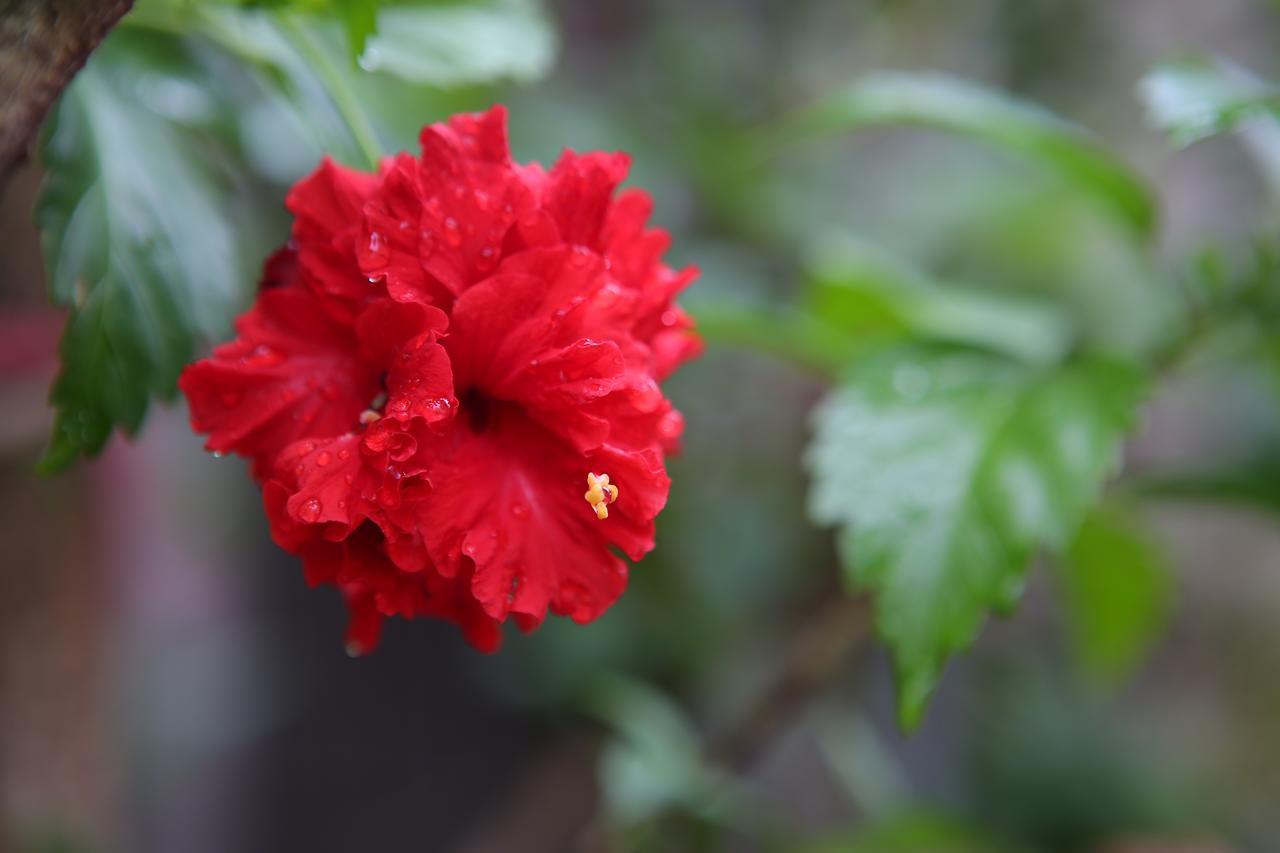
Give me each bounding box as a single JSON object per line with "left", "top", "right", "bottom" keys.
{"left": 0, "top": 0, "right": 134, "bottom": 182}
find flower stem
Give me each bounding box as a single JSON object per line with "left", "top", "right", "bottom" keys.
{"left": 276, "top": 14, "right": 383, "bottom": 171}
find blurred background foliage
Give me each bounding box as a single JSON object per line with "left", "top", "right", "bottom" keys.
{"left": 5, "top": 0, "right": 1280, "bottom": 850}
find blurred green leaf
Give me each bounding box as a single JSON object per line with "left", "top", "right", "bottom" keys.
{"left": 358, "top": 0, "right": 555, "bottom": 86}
{"left": 1141, "top": 58, "right": 1280, "bottom": 196}
{"left": 928, "top": 184, "right": 1179, "bottom": 361}
{"left": 127, "top": 0, "right": 557, "bottom": 163}
{"left": 779, "top": 72, "right": 1156, "bottom": 237}
{"left": 807, "top": 346, "right": 1146, "bottom": 727}
{"left": 584, "top": 676, "right": 749, "bottom": 831}
{"left": 36, "top": 39, "right": 245, "bottom": 471}
{"left": 1140, "top": 58, "right": 1280, "bottom": 147}
{"left": 227, "top": 0, "right": 379, "bottom": 58}
{"left": 1132, "top": 455, "right": 1280, "bottom": 517}
{"left": 691, "top": 301, "right": 864, "bottom": 377}
{"left": 1057, "top": 503, "right": 1172, "bottom": 679}
{"left": 796, "top": 812, "right": 1011, "bottom": 853}
{"left": 806, "top": 238, "right": 1073, "bottom": 366}
{"left": 335, "top": 0, "right": 377, "bottom": 57}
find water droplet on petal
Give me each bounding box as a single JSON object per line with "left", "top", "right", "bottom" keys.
{"left": 298, "top": 498, "right": 322, "bottom": 523}
{"left": 443, "top": 217, "right": 462, "bottom": 247}
{"left": 316, "top": 451, "right": 332, "bottom": 467}
{"left": 510, "top": 503, "right": 530, "bottom": 519}
{"left": 244, "top": 344, "right": 283, "bottom": 367}
{"left": 658, "top": 409, "right": 684, "bottom": 441}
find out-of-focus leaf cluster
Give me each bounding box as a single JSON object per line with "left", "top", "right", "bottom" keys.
{"left": 691, "top": 73, "right": 1179, "bottom": 727}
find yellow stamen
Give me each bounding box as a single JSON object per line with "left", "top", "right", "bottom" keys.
{"left": 584, "top": 472, "right": 619, "bottom": 520}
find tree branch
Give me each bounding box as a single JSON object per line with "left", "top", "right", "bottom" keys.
{"left": 0, "top": 0, "right": 133, "bottom": 182}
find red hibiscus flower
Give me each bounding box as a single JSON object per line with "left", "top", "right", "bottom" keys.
{"left": 179, "top": 106, "right": 700, "bottom": 654}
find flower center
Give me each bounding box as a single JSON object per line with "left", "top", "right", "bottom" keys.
{"left": 461, "top": 388, "right": 492, "bottom": 433}
{"left": 584, "top": 472, "right": 618, "bottom": 520}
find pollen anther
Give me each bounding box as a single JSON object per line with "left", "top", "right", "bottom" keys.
{"left": 584, "top": 472, "right": 619, "bottom": 520}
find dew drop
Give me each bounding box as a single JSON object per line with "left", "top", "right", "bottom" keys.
{"left": 244, "top": 344, "right": 283, "bottom": 367}
{"left": 298, "top": 498, "right": 322, "bottom": 523}
{"left": 375, "top": 485, "right": 399, "bottom": 507}
{"left": 510, "top": 502, "right": 530, "bottom": 519}
{"left": 368, "top": 231, "right": 386, "bottom": 255}
{"left": 443, "top": 217, "right": 462, "bottom": 247}
{"left": 315, "top": 451, "right": 332, "bottom": 467}
{"left": 660, "top": 309, "right": 679, "bottom": 327}
{"left": 658, "top": 409, "right": 684, "bottom": 441}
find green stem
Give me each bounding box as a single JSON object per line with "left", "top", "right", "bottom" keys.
{"left": 275, "top": 14, "right": 382, "bottom": 171}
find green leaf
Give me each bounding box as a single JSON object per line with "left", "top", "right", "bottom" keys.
{"left": 778, "top": 72, "right": 1156, "bottom": 237}
{"left": 37, "top": 40, "right": 243, "bottom": 471}
{"left": 805, "top": 237, "right": 1072, "bottom": 366}
{"left": 335, "top": 0, "right": 377, "bottom": 57}
{"left": 583, "top": 676, "right": 746, "bottom": 830}
{"left": 1139, "top": 58, "right": 1280, "bottom": 147}
{"left": 357, "top": 0, "right": 556, "bottom": 86}
{"left": 689, "top": 301, "right": 864, "bottom": 378}
{"left": 1140, "top": 58, "right": 1280, "bottom": 196}
{"left": 1132, "top": 456, "right": 1280, "bottom": 517}
{"left": 219, "top": 0, "right": 379, "bottom": 58}
{"left": 806, "top": 346, "right": 1146, "bottom": 727}
{"left": 1057, "top": 504, "right": 1171, "bottom": 679}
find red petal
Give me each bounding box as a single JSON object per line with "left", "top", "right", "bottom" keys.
{"left": 419, "top": 407, "right": 661, "bottom": 627}
{"left": 287, "top": 158, "right": 382, "bottom": 315}
{"left": 180, "top": 274, "right": 377, "bottom": 478}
